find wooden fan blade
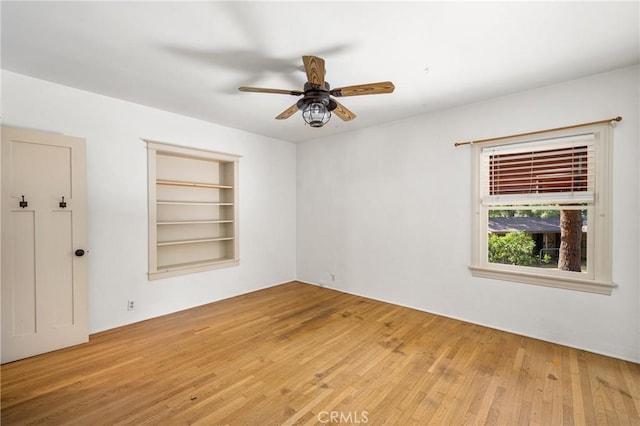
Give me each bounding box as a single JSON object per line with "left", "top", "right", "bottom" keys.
{"left": 332, "top": 101, "right": 356, "bottom": 121}
{"left": 275, "top": 103, "right": 300, "bottom": 120}
{"left": 302, "top": 55, "right": 326, "bottom": 88}
{"left": 239, "top": 87, "right": 303, "bottom": 96}
{"left": 330, "top": 81, "right": 395, "bottom": 97}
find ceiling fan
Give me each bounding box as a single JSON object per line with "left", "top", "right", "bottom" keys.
{"left": 238, "top": 55, "right": 395, "bottom": 127}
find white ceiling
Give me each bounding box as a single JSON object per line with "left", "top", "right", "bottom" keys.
{"left": 2, "top": 1, "right": 639, "bottom": 143}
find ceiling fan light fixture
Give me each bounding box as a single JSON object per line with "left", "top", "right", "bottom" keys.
{"left": 302, "top": 102, "right": 331, "bottom": 127}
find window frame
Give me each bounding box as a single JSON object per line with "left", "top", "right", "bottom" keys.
{"left": 469, "top": 123, "right": 616, "bottom": 295}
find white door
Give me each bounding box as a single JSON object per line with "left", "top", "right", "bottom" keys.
{"left": 1, "top": 127, "right": 88, "bottom": 363}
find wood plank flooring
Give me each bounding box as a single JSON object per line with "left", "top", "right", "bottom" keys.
{"left": 2, "top": 281, "right": 639, "bottom": 425}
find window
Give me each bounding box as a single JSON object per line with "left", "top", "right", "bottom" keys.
{"left": 469, "top": 123, "right": 615, "bottom": 294}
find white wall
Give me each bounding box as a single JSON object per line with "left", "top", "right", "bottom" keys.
{"left": 297, "top": 65, "right": 640, "bottom": 362}
{"left": 1, "top": 70, "right": 297, "bottom": 333}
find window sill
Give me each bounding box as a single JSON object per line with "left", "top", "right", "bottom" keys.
{"left": 468, "top": 266, "right": 616, "bottom": 295}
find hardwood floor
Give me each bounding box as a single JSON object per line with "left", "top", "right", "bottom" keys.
{"left": 2, "top": 281, "right": 639, "bottom": 425}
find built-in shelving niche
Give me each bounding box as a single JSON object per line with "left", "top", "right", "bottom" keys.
{"left": 145, "top": 140, "right": 240, "bottom": 280}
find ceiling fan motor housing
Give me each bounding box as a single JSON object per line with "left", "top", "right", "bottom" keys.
{"left": 297, "top": 81, "right": 337, "bottom": 112}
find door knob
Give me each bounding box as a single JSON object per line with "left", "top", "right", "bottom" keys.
{"left": 75, "top": 249, "right": 85, "bottom": 257}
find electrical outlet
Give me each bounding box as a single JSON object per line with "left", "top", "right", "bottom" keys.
{"left": 331, "top": 273, "right": 336, "bottom": 282}
{"left": 128, "top": 300, "right": 135, "bottom": 311}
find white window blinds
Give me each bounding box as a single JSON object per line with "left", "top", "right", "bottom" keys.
{"left": 481, "top": 133, "right": 596, "bottom": 205}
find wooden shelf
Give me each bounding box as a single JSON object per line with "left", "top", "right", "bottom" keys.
{"left": 156, "top": 257, "right": 237, "bottom": 272}
{"left": 157, "top": 201, "right": 234, "bottom": 206}
{"left": 157, "top": 237, "right": 233, "bottom": 247}
{"left": 157, "top": 220, "right": 234, "bottom": 225}
{"left": 147, "top": 140, "right": 240, "bottom": 280}
{"left": 156, "top": 179, "right": 232, "bottom": 189}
